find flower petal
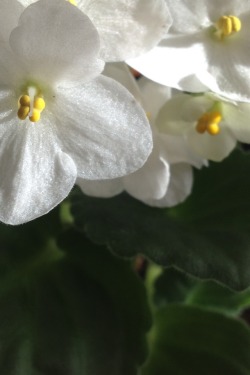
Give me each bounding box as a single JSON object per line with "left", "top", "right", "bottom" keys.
{"left": 159, "top": 134, "right": 206, "bottom": 169}
{"left": 0, "top": 0, "right": 23, "bottom": 43}
{"left": 10, "top": 0, "right": 104, "bottom": 86}
{"left": 53, "top": 75, "right": 153, "bottom": 179}
{"left": 223, "top": 102, "right": 250, "bottom": 143}
{"left": 123, "top": 141, "right": 170, "bottom": 201}
{"left": 78, "top": 0, "right": 172, "bottom": 61}
{"left": 143, "top": 163, "right": 193, "bottom": 207}
{"left": 137, "top": 77, "right": 172, "bottom": 123}
{"left": 0, "top": 119, "right": 76, "bottom": 225}
{"left": 127, "top": 37, "right": 208, "bottom": 92}
{"left": 187, "top": 127, "right": 236, "bottom": 162}
{"left": 103, "top": 63, "right": 142, "bottom": 104}
{"left": 77, "top": 177, "right": 123, "bottom": 198}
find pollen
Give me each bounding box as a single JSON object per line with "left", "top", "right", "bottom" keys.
{"left": 68, "top": 0, "right": 77, "bottom": 5}
{"left": 196, "top": 111, "right": 222, "bottom": 136}
{"left": 18, "top": 91, "right": 46, "bottom": 123}
{"left": 216, "top": 15, "right": 241, "bottom": 38}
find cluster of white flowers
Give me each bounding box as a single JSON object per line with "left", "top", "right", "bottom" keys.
{"left": 1, "top": 0, "right": 250, "bottom": 224}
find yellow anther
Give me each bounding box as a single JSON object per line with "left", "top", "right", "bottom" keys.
{"left": 68, "top": 0, "right": 77, "bottom": 5}
{"left": 207, "top": 122, "right": 221, "bottom": 135}
{"left": 216, "top": 15, "right": 241, "bottom": 38}
{"left": 208, "top": 111, "right": 222, "bottom": 124}
{"left": 196, "top": 110, "right": 222, "bottom": 136}
{"left": 196, "top": 121, "right": 207, "bottom": 134}
{"left": 18, "top": 87, "right": 46, "bottom": 123}
{"left": 17, "top": 106, "right": 30, "bottom": 120}
{"left": 34, "top": 96, "right": 46, "bottom": 111}
{"left": 19, "top": 94, "right": 30, "bottom": 107}
{"left": 29, "top": 109, "right": 41, "bottom": 123}
{"left": 146, "top": 112, "right": 151, "bottom": 120}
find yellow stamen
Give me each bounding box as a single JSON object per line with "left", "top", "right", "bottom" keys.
{"left": 216, "top": 15, "right": 241, "bottom": 38}
{"left": 196, "top": 111, "right": 222, "bottom": 136}
{"left": 29, "top": 109, "right": 41, "bottom": 123}
{"left": 18, "top": 106, "right": 30, "bottom": 120}
{"left": 207, "top": 123, "right": 221, "bottom": 135}
{"left": 68, "top": 0, "right": 77, "bottom": 5}
{"left": 19, "top": 95, "right": 30, "bottom": 107}
{"left": 17, "top": 91, "right": 46, "bottom": 123}
{"left": 34, "top": 96, "right": 46, "bottom": 111}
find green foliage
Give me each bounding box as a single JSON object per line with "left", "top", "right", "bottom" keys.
{"left": 71, "top": 150, "right": 250, "bottom": 290}
{"left": 154, "top": 267, "right": 250, "bottom": 315}
{"left": 142, "top": 305, "right": 250, "bottom": 375}
{"left": 0, "top": 226, "right": 150, "bottom": 375}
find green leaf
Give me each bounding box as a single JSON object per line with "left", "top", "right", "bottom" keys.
{"left": 71, "top": 150, "right": 250, "bottom": 290}
{"left": 154, "top": 267, "right": 250, "bottom": 315}
{"left": 0, "top": 229, "right": 151, "bottom": 375}
{"left": 142, "top": 304, "right": 250, "bottom": 375}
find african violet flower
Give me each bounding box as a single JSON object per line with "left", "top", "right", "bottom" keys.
{"left": 156, "top": 92, "right": 250, "bottom": 161}
{"left": 0, "top": 0, "right": 152, "bottom": 225}
{"left": 128, "top": 0, "right": 250, "bottom": 102}
{"left": 78, "top": 65, "right": 204, "bottom": 207}
{"left": 17, "top": 0, "right": 172, "bottom": 62}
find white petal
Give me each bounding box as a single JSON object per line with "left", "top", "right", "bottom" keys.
{"left": 143, "top": 163, "right": 193, "bottom": 208}
{"left": 0, "top": 43, "right": 24, "bottom": 87}
{"left": 187, "top": 127, "right": 236, "bottom": 162}
{"left": 164, "top": 0, "right": 250, "bottom": 34}
{"left": 53, "top": 75, "right": 153, "bottom": 179}
{"left": 137, "top": 77, "right": 172, "bottom": 123}
{"left": 127, "top": 38, "right": 208, "bottom": 92}
{"left": 123, "top": 139, "right": 170, "bottom": 200}
{"left": 103, "top": 63, "right": 142, "bottom": 104}
{"left": 0, "top": 0, "right": 23, "bottom": 43}
{"left": 0, "top": 119, "right": 77, "bottom": 225}
{"left": 78, "top": 0, "right": 171, "bottom": 61}
{"left": 223, "top": 102, "right": 250, "bottom": 143}
{"left": 77, "top": 177, "right": 123, "bottom": 198}
{"left": 10, "top": 0, "right": 104, "bottom": 86}
{"left": 159, "top": 134, "right": 206, "bottom": 169}
{"left": 156, "top": 94, "right": 212, "bottom": 136}
{"left": 195, "top": 21, "right": 250, "bottom": 102}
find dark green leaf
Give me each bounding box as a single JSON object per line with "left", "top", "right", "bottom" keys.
{"left": 71, "top": 150, "right": 250, "bottom": 290}
{"left": 154, "top": 267, "right": 250, "bottom": 315}
{"left": 0, "top": 229, "right": 151, "bottom": 375}
{"left": 142, "top": 305, "right": 250, "bottom": 375}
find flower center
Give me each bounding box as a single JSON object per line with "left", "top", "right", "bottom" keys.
{"left": 196, "top": 111, "right": 222, "bottom": 136}
{"left": 17, "top": 86, "right": 46, "bottom": 123}
{"left": 215, "top": 15, "right": 241, "bottom": 39}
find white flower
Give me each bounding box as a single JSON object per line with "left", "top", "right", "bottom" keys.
{"left": 17, "top": 0, "right": 172, "bottom": 62}
{"left": 0, "top": 0, "right": 152, "bottom": 225}
{"left": 156, "top": 92, "right": 250, "bottom": 161}
{"left": 78, "top": 65, "right": 205, "bottom": 207}
{"left": 128, "top": 0, "right": 250, "bottom": 102}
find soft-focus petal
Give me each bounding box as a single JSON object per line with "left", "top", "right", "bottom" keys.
{"left": 159, "top": 134, "right": 206, "bottom": 169}
{"left": 104, "top": 63, "right": 142, "bottom": 104}
{"left": 0, "top": 0, "right": 23, "bottom": 43}
{"left": 143, "top": 163, "right": 193, "bottom": 207}
{"left": 53, "top": 75, "right": 152, "bottom": 179}
{"left": 10, "top": 0, "right": 104, "bottom": 86}
{"left": 186, "top": 127, "right": 236, "bottom": 162}
{"left": 78, "top": 0, "right": 172, "bottom": 61}
{"left": 0, "top": 118, "right": 77, "bottom": 225}
{"left": 156, "top": 94, "right": 213, "bottom": 135}
{"left": 127, "top": 39, "right": 208, "bottom": 92}
{"left": 223, "top": 102, "right": 250, "bottom": 143}
{"left": 77, "top": 177, "right": 123, "bottom": 198}
{"left": 123, "top": 141, "right": 170, "bottom": 201}
{"left": 137, "top": 77, "right": 172, "bottom": 123}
